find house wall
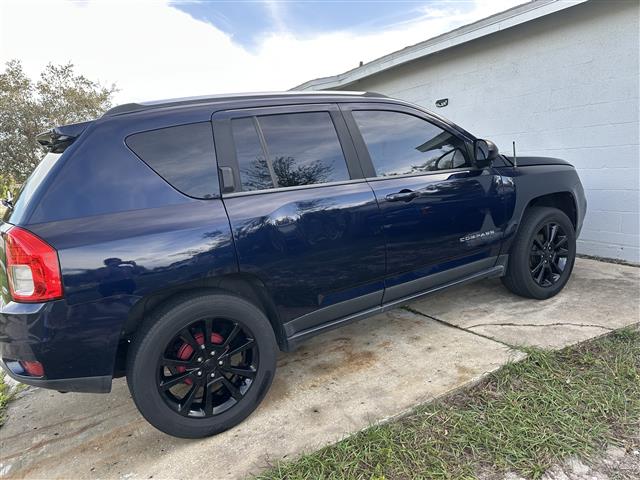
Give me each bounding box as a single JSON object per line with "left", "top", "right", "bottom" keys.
{"left": 341, "top": 0, "right": 639, "bottom": 263}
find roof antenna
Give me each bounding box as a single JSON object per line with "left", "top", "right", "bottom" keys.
{"left": 512, "top": 141, "right": 518, "bottom": 167}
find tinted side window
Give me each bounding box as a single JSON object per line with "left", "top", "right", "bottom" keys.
{"left": 126, "top": 122, "right": 219, "bottom": 198}
{"left": 231, "top": 112, "right": 350, "bottom": 191}
{"left": 352, "top": 110, "right": 469, "bottom": 177}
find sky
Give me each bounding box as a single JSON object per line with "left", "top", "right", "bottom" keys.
{"left": 0, "top": 0, "right": 525, "bottom": 104}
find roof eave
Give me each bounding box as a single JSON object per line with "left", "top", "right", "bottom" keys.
{"left": 292, "top": 0, "right": 589, "bottom": 91}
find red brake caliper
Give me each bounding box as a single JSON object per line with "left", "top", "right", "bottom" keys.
{"left": 176, "top": 331, "right": 225, "bottom": 384}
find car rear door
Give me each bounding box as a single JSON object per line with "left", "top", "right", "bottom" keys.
{"left": 341, "top": 103, "right": 506, "bottom": 303}
{"left": 212, "top": 104, "right": 386, "bottom": 340}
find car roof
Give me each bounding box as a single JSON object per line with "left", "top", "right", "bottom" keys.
{"left": 103, "top": 91, "right": 388, "bottom": 117}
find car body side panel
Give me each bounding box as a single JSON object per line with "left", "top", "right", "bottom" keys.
{"left": 28, "top": 201, "right": 237, "bottom": 304}
{"left": 2, "top": 199, "right": 237, "bottom": 382}
{"left": 366, "top": 168, "right": 506, "bottom": 302}
{"left": 223, "top": 182, "right": 387, "bottom": 331}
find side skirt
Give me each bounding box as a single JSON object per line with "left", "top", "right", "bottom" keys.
{"left": 285, "top": 256, "right": 507, "bottom": 350}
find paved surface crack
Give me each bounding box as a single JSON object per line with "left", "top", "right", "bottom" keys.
{"left": 401, "top": 306, "right": 522, "bottom": 351}
{"left": 466, "top": 322, "right": 615, "bottom": 331}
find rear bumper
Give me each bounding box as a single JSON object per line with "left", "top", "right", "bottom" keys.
{"left": 0, "top": 359, "right": 111, "bottom": 393}
{"left": 0, "top": 298, "right": 121, "bottom": 394}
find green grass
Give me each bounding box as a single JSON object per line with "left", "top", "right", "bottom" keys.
{"left": 258, "top": 328, "right": 640, "bottom": 480}
{"left": 0, "top": 373, "right": 18, "bottom": 426}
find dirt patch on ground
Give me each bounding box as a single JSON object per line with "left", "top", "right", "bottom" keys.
{"left": 486, "top": 444, "right": 640, "bottom": 480}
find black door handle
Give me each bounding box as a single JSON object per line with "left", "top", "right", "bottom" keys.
{"left": 385, "top": 189, "right": 418, "bottom": 202}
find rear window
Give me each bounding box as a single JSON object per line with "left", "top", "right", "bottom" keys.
{"left": 126, "top": 122, "right": 219, "bottom": 199}
{"left": 2, "top": 152, "right": 63, "bottom": 224}
{"left": 231, "top": 112, "right": 350, "bottom": 192}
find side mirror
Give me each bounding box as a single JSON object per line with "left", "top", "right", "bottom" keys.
{"left": 474, "top": 139, "right": 499, "bottom": 168}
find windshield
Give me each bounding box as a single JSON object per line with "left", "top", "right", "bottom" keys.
{"left": 2, "top": 152, "right": 63, "bottom": 225}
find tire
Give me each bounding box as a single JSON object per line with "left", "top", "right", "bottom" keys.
{"left": 501, "top": 207, "right": 576, "bottom": 300}
{"left": 126, "top": 292, "right": 277, "bottom": 438}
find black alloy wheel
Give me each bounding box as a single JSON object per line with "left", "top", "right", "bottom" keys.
{"left": 529, "top": 222, "right": 569, "bottom": 287}
{"left": 158, "top": 318, "right": 258, "bottom": 418}
{"left": 501, "top": 206, "right": 576, "bottom": 300}
{"left": 127, "top": 293, "right": 277, "bottom": 438}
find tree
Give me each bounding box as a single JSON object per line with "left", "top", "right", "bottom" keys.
{"left": 0, "top": 60, "right": 117, "bottom": 192}
{"left": 243, "top": 155, "right": 334, "bottom": 190}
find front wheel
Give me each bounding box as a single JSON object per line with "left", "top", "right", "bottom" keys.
{"left": 502, "top": 207, "right": 576, "bottom": 300}
{"left": 126, "top": 292, "right": 277, "bottom": 438}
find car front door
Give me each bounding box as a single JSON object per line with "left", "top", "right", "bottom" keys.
{"left": 213, "top": 104, "right": 386, "bottom": 341}
{"left": 342, "top": 103, "right": 506, "bottom": 303}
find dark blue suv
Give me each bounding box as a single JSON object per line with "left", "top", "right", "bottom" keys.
{"left": 0, "top": 91, "right": 586, "bottom": 437}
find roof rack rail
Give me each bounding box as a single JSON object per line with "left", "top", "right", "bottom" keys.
{"left": 103, "top": 103, "right": 147, "bottom": 116}
{"left": 102, "top": 91, "right": 388, "bottom": 117}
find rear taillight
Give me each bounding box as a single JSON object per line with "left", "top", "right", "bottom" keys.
{"left": 2, "top": 226, "right": 63, "bottom": 302}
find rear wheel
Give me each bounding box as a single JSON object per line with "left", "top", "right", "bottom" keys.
{"left": 126, "top": 292, "right": 277, "bottom": 438}
{"left": 502, "top": 207, "right": 576, "bottom": 299}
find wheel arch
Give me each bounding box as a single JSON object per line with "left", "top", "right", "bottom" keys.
{"left": 501, "top": 189, "right": 579, "bottom": 259}
{"left": 113, "top": 274, "right": 286, "bottom": 376}
{"left": 525, "top": 192, "right": 578, "bottom": 229}
{"left": 501, "top": 202, "right": 577, "bottom": 299}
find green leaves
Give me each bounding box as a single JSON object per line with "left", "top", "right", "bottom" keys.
{"left": 0, "top": 59, "right": 117, "bottom": 192}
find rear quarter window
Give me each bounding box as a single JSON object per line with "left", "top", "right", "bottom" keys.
{"left": 126, "top": 122, "right": 219, "bottom": 199}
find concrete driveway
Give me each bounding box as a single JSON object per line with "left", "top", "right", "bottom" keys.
{"left": 1, "top": 258, "right": 638, "bottom": 479}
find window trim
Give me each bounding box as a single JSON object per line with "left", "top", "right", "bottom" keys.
{"left": 212, "top": 104, "right": 363, "bottom": 196}
{"left": 222, "top": 177, "right": 370, "bottom": 198}
{"left": 253, "top": 116, "right": 279, "bottom": 188}
{"left": 339, "top": 102, "right": 477, "bottom": 180}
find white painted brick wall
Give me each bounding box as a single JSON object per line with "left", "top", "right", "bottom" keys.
{"left": 347, "top": 1, "right": 640, "bottom": 263}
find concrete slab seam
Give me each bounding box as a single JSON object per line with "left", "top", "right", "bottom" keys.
{"left": 401, "top": 306, "right": 523, "bottom": 351}
{"left": 465, "top": 322, "right": 616, "bottom": 331}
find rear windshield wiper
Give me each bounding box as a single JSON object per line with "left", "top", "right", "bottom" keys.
{"left": 36, "top": 120, "right": 93, "bottom": 153}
